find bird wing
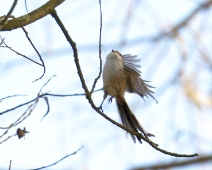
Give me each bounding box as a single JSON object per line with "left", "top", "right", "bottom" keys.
{"left": 122, "top": 54, "right": 158, "bottom": 103}
{"left": 122, "top": 54, "right": 141, "bottom": 76}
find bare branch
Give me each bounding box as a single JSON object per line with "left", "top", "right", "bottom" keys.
{"left": 12, "top": 101, "right": 39, "bottom": 127}
{"left": 0, "top": 37, "right": 43, "bottom": 66}
{"left": 1, "top": 24, "right": 47, "bottom": 81}
{"left": 0, "top": 134, "right": 16, "bottom": 145}
{"left": 0, "top": 90, "right": 104, "bottom": 115}
{"left": 9, "top": 160, "right": 12, "bottom": 170}
{"left": 133, "top": 155, "right": 212, "bottom": 170}
{"left": 50, "top": 9, "right": 198, "bottom": 158}
{"left": 0, "top": 0, "right": 18, "bottom": 26}
{"left": 0, "top": 100, "right": 38, "bottom": 143}
{"left": 24, "top": 0, "right": 28, "bottom": 13}
{"left": 38, "top": 75, "right": 56, "bottom": 94}
{"left": 0, "top": 94, "right": 26, "bottom": 101}
{"left": 31, "top": 146, "right": 83, "bottom": 170}
{"left": 90, "top": 0, "right": 103, "bottom": 93}
{"left": 0, "top": 0, "right": 65, "bottom": 31}
{"left": 21, "top": 27, "right": 46, "bottom": 82}
{"left": 40, "top": 97, "right": 50, "bottom": 121}
{"left": 50, "top": 9, "right": 89, "bottom": 96}
{"left": 0, "top": 90, "right": 104, "bottom": 116}
{"left": 0, "top": 96, "right": 38, "bottom": 116}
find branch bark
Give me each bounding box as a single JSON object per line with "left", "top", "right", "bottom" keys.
{"left": 0, "top": 0, "right": 65, "bottom": 31}
{"left": 133, "top": 154, "right": 212, "bottom": 170}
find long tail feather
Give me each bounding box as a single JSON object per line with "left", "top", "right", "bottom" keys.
{"left": 116, "top": 96, "right": 154, "bottom": 143}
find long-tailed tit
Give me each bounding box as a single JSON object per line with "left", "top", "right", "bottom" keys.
{"left": 101, "top": 50, "right": 157, "bottom": 143}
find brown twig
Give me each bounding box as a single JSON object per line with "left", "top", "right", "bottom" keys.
{"left": 21, "top": 27, "right": 46, "bottom": 82}
{"left": 0, "top": 36, "right": 43, "bottom": 66}
{"left": 0, "top": 0, "right": 18, "bottom": 26}
{"left": 1, "top": 21, "right": 46, "bottom": 82}
{"left": 50, "top": 9, "right": 198, "bottom": 158}
{"left": 133, "top": 154, "right": 212, "bottom": 170}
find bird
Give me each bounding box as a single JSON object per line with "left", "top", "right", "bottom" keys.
{"left": 100, "top": 50, "right": 157, "bottom": 143}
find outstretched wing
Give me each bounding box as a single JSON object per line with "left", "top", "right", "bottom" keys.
{"left": 122, "top": 54, "right": 141, "bottom": 76}
{"left": 122, "top": 54, "right": 158, "bottom": 103}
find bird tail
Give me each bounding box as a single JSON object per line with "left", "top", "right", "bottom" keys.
{"left": 116, "top": 96, "right": 154, "bottom": 143}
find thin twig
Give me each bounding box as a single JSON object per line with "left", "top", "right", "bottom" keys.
{"left": 0, "top": 76, "right": 54, "bottom": 142}
{"left": 0, "top": 101, "right": 38, "bottom": 142}
{"left": 13, "top": 100, "right": 39, "bottom": 127}
{"left": 24, "top": 0, "right": 28, "bottom": 13}
{"left": 31, "top": 146, "right": 84, "bottom": 170}
{"left": 90, "top": 0, "right": 103, "bottom": 93}
{"left": 0, "top": 75, "right": 98, "bottom": 116}
{"left": 0, "top": 0, "right": 18, "bottom": 26}
{"left": 0, "top": 36, "right": 43, "bottom": 66}
{"left": 0, "top": 90, "right": 103, "bottom": 115}
{"left": 38, "top": 75, "right": 56, "bottom": 94}
{"left": 2, "top": 18, "right": 46, "bottom": 81}
{"left": 0, "top": 134, "right": 16, "bottom": 145}
{"left": 41, "top": 97, "right": 50, "bottom": 121}
{"left": 0, "top": 96, "right": 38, "bottom": 116}
{"left": 0, "top": 91, "right": 96, "bottom": 116}
{"left": 47, "top": 88, "right": 102, "bottom": 97}
{"left": 9, "top": 160, "right": 12, "bottom": 170}
{"left": 21, "top": 27, "right": 46, "bottom": 82}
{"left": 0, "top": 94, "right": 26, "bottom": 101}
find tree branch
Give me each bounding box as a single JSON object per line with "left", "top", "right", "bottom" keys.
{"left": 134, "top": 154, "right": 212, "bottom": 170}
{"left": 0, "top": 0, "right": 65, "bottom": 31}
{"left": 50, "top": 9, "right": 198, "bottom": 158}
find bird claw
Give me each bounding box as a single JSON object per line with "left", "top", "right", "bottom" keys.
{"left": 146, "top": 133, "right": 155, "bottom": 137}
{"left": 142, "top": 132, "right": 155, "bottom": 139}
{"left": 108, "top": 97, "right": 113, "bottom": 104}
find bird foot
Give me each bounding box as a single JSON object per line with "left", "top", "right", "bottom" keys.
{"left": 107, "top": 97, "right": 113, "bottom": 104}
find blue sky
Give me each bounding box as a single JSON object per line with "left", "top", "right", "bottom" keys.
{"left": 0, "top": 0, "right": 212, "bottom": 169}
